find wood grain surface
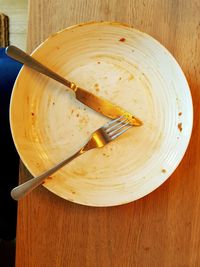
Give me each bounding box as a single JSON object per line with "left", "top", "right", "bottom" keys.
{"left": 0, "top": 0, "right": 28, "bottom": 50}
{"left": 16, "top": 0, "right": 200, "bottom": 266}
{"left": 0, "top": 13, "right": 9, "bottom": 46}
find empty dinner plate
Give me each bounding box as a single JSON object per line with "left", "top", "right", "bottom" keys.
{"left": 10, "top": 22, "right": 193, "bottom": 206}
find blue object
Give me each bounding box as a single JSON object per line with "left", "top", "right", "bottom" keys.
{"left": 0, "top": 48, "right": 22, "bottom": 240}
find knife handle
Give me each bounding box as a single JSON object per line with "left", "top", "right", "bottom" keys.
{"left": 6, "top": 45, "right": 77, "bottom": 91}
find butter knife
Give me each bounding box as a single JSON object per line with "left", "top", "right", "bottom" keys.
{"left": 6, "top": 45, "right": 142, "bottom": 126}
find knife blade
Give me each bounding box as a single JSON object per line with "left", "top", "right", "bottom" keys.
{"left": 6, "top": 45, "right": 142, "bottom": 126}
{"left": 75, "top": 87, "right": 142, "bottom": 126}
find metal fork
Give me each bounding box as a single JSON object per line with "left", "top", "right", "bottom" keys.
{"left": 11, "top": 116, "right": 132, "bottom": 201}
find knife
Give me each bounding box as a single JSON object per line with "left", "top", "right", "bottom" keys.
{"left": 6, "top": 45, "right": 142, "bottom": 126}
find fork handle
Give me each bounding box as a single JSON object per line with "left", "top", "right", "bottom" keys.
{"left": 6, "top": 45, "right": 76, "bottom": 90}
{"left": 11, "top": 148, "right": 85, "bottom": 201}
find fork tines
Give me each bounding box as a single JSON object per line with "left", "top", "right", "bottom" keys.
{"left": 104, "top": 115, "right": 132, "bottom": 140}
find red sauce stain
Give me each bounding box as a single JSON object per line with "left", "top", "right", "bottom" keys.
{"left": 119, "top": 37, "right": 126, "bottom": 42}
{"left": 178, "top": 123, "right": 182, "bottom": 132}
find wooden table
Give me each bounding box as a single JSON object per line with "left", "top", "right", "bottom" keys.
{"left": 16, "top": 1, "right": 200, "bottom": 266}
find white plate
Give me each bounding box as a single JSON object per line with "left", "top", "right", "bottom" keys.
{"left": 10, "top": 22, "right": 193, "bottom": 206}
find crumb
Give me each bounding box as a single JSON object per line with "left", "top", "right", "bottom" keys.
{"left": 119, "top": 37, "right": 126, "bottom": 42}
{"left": 72, "top": 191, "right": 76, "bottom": 194}
{"left": 162, "top": 169, "right": 166, "bottom": 173}
{"left": 76, "top": 113, "right": 79, "bottom": 117}
{"left": 119, "top": 77, "right": 122, "bottom": 80}
{"left": 52, "top": 102, "right": 55, "bottom": 105}
{"left": 31, "top": 112, "right": 34, "bottom": 116}
{"left": 178, "top": 112, "right": 182, "bottom": 116}
{"left": 97, "top": 61, "right": 101, "bottom": 64}
{"left": 178, "top": 123, "right": 182, "bottom": 132}
{"left": 71, "top": 109, "right": 74, "bottom": 114}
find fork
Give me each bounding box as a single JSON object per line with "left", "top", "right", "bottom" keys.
{"left": 11, "top": 116, "right": 132, "bottom": 201}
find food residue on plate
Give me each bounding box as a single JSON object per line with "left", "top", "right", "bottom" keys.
{"left": 161, "top": 169, "right": 167, "bottom": 173}
{"left": 119, "top": 37, "right": 126, "bottom": 42}
{"left": 94, "top": 83, "right": 100, "bottom": 92}
{"left": 103, "top": 153, "right": 110, "bottom": 158}
{"left": 79, "top": 116, "right": 89, "bottom": 126}
{"left": 178, "top": 112, "right": 182, "bottom": 116}
{"left": 129, "top": 74, "right": 134, "bottom": 80}
{"left": 178, "top": 123, "right": 182, "bottom": 132}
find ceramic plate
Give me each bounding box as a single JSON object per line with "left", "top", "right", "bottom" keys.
{"left": 10, "top": 22, "right": 193, "bottom": 206}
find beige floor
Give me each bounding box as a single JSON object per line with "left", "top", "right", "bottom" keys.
{"left": 0, "top": 0, "right": 28, "bottom": 50}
